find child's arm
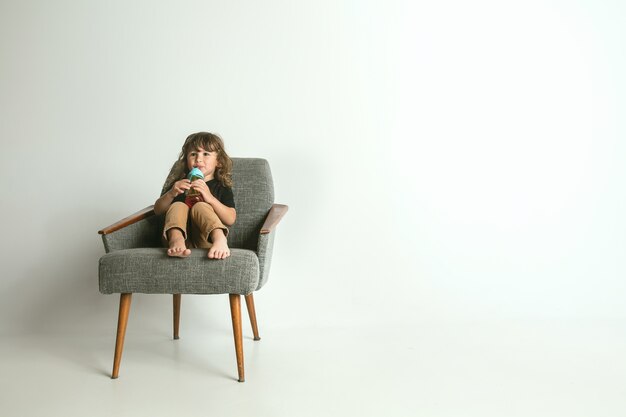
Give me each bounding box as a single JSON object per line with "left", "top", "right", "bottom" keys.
{"left": 207, "top": 198, "right": 237, "bottom": 226}
{"left": 154, "top": 179, "right": 191, "bottom": 216}
{"left": 191, "top": 179, "right": 237, "bottom": 226}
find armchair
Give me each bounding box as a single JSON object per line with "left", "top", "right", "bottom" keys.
{"left": 97, "top": 158, "right": 287, "bottom": 382}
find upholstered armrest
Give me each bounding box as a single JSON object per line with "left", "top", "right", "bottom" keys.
{"left": 255, "top": 204, "right": 288, "bottom": 291}
{"left": 98, "top": 206, "right": 156, "bottom": 235}
{"left": 98, "top": 206, "right": 162, "bottom": 253}
{"left": 260, "top": 204, "right": 288, "bottom": 234}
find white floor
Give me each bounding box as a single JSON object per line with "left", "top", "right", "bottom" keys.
{"left": 1, "top": 318, "right": 625, "bottom": 417}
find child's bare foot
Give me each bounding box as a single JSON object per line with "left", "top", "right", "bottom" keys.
{"left": 208, "top": 229, "right": 231, "bottom": 259}
{"left": 167, "top": 229, "right": 191, "bottom": 258}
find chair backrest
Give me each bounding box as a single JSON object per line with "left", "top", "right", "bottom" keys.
{"left": 228, "top": 158, "right": 275, "bottom": 250}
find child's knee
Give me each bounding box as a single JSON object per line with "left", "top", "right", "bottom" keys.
{"left": 190, "top": 201, "right": 216, "bottom": 217}
{"left": 166, "top": 201, "right": 189, "bottom": 215}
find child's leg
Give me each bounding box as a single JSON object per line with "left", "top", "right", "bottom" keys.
{"left": 163, "top": 202, "right": 191, "bottom": 257}
{"left": 189, "top": 202, "right": 231, "bottom": 259}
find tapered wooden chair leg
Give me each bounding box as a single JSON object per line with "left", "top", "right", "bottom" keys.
{"left": 229, "top": 294, "right": 245, "bottom": 382}
{"left": 173, "top": 294, "right": 181, "bottom": 340}
{"left": 112, "top": 293, "right": 132, "bottom": 379}
{"left": 244, "top": 293, "right": 261, "bottom": 341}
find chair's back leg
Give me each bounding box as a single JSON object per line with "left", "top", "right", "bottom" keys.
{"left": 244, "top": 294, "right": 261, "bottom": 341}
{"left": 229, "top": 294, "right": 245, "bottom": 382}
{"left": 112, "top": 293, "right": 132, "bottom": 379}
{"left": 173, "top": 294, "right": 181, "bottom": 340}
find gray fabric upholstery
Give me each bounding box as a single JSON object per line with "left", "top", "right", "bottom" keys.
{"left": 99, "top": 248, "right": 259, "bottom": 295}
{"left": 99, "top": 158, "right": 277, "bottom": 295}
{"left": 229, "top": 158, "right": 274, "bottom": 250}
{"left": 101, "top": 215, "right": 164, "bottom": 253}
{"left": 256, "top": 232, "right": 275, "bottom": 290}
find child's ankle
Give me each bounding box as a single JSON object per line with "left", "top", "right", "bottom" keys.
{"left": 210, "top": 228, "right": 227, "bottom": 241}
{"left": 167, "top": 228, "right": 185, "bottom": 240}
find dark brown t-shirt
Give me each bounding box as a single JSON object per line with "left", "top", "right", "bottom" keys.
{"left": 169, "top": 178, "right": 236, "bottom": 208}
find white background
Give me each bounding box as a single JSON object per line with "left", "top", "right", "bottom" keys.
{"left": 1, "top": 0, "right": 625, "bottom": 349}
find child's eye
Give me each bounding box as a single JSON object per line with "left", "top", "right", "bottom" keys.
{"left": 204, "top": 152, "right": 210, "bottom": 156}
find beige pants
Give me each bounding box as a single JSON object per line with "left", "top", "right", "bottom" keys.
{"left": 162, "top": 201, "right": 228, "bottom": 249}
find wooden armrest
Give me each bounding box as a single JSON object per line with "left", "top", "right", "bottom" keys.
{"left": 260, "top": 204, "right": 288, "bottom": 235}
{"left": 98, "top": 206, "right": 156, "bottom": 235}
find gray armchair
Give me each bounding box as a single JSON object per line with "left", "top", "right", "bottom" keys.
{"left": 97, "top": 158, "right": 288, "bottom": 382}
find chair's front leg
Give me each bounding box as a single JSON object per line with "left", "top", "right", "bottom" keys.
{"left": 229, "top": 294, "right": 245, "bottom": 382}
{"left": 245, "top": 294, "right": 261, "bottom": 341}
{"left": 112, "top": 293, "right": 132, "bottom": 379}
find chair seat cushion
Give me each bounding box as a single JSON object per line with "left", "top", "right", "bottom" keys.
{"left": 99, "top": 248, "right": 260, "bottom": 295}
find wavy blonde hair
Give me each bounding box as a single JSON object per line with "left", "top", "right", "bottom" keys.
{"left": 161, "top": 132, "right": 233, "bottom": 196}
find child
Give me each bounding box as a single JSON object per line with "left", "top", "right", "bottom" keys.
{"left": 154, "top": 132, "right": 236, "bottom": 260}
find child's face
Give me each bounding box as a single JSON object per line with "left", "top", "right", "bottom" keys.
{"left": 187, "top": 147, "right": 220, "bottom": 180}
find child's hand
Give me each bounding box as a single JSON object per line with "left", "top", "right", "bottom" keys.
{"left": 190, "top": 179, "right": 213, "bottom": 203}
{"left": 170, "top": 179, "right": 191, "bottom": 197}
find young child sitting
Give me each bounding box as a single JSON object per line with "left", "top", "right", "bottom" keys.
{"left": 154, "top": 132, "right": 236, "bottom": 260}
